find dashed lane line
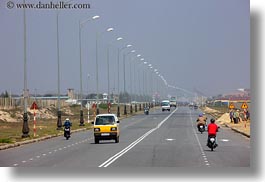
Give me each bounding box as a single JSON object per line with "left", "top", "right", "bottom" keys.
{"left": 11, "top": 137, "right": 93, "bottom": 167}
{"left": 189, "top": 110, "right": 210, "bottom": 167}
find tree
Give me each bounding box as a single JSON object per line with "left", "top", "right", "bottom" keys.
{"left": 0, "top": 90, "right": 9, "bottom": 98}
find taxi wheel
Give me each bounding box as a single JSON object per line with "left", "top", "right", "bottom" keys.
{"left": 115, "top": 136, "right": 119, "bottom": 143}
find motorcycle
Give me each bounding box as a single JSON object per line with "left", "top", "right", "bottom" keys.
{"left": 207, "top": 135, "right": 218, "bottom": 151}
{"left": 64, "top": 127, "right": 71, "bottom": 140}
{"left": 144, "top": 107, "right": 149, "bottom": 115}
{"left": 198, "top": 123, "right": 205, "bottom": 134}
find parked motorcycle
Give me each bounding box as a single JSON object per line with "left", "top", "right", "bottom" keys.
{"left": 64, "top": 127, "right": 71, "bottom": 140}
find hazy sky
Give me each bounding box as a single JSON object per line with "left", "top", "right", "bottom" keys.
{"left": 0, "top": 0, "right": 249, "bottom": 97}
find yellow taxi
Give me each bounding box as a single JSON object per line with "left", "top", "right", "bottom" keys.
{"left": 92, "top": 114, "right": 120, "bottom": 144}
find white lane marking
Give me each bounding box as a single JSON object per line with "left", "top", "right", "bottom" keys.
{"left": 165, "top": 138, "right": 176, "bottom": 141}
{"left": 99, "top": 108, "right": 179, "bottom": 167}
{"left": 220, "top": 139, "right": 229, "bottom": 142}
{"left": 189, "top": 110, "right": 211, "bottom": 167}
{"left": 11, "top": 135, "right": 92, "bottom": 166}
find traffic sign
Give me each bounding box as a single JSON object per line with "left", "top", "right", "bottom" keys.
{"left": 30, "top": 101, "right": 38, "bottom": 110}
{"left": 229, "top": 103, "right": 235, "bottom": 109}
{"left": 241, "top": 102, "right": 248, "bottom": 109}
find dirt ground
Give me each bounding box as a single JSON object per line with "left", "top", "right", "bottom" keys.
{"left": 203, "top": 107, "right": 250, "bottom": 137}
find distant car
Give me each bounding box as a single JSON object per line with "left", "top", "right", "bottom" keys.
{"left": 92, "top": 114, "right": 120, "bottom": 144}
{"left": 161, "top": 100, "right": 170, "bottom": 111}
{"left": 194, "top": 105, "right": 198, "bottom": 109}
{"left": 170, "top": 97, "right": 177, "bottom": 107}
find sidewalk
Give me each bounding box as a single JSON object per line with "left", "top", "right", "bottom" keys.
{"left": 203, "top": 107, "right": 250, "bottom": 138}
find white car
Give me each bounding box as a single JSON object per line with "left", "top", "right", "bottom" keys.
{"left": 161, "top": 100, "right": 170, "bottom": 111}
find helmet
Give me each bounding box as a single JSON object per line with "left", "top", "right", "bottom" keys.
{"left": 210, "top": 118, "right": 215, "bottom": 123}
{"left": 199, "top": 113, "right": 203, "bottom": 117}
{"left": 66, "top": 118, "right": 69, "bottom": 121}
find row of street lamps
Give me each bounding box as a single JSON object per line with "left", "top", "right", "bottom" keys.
{"left": 21, "top": 0, "right": 172, "bottom": 137}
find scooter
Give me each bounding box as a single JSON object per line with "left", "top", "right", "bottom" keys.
{"left": 144, "top": 107, "right": 149, "bottom": 115}
{"left": 198, "top": 123, "right": 205, "bottom": 134}
{"left": 207, "top": 135, "right": 218, "bottom": 151}
{"left": 64, "top": 127, "right": 71, "bottom": 140}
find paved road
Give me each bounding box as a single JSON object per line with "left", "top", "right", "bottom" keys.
{"left": 0, "top": 107, "right": 250, "bottom": 167}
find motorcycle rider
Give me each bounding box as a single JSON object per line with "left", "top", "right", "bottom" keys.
{"left": 196, "top": 113, "right": 206, "bottom": 130}
{"left": 207, "top": 118, "right": 219, "bottom": 147}
{"left": 63, "top": 118, "right": 72, "bottom": 128}
{"left": 144, "top": 106, "right": 149, "bottom": 114}
{"left": 63, "top": 118, "right": 72, "bottom": 138}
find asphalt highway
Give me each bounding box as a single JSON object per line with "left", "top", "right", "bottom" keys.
{"left": 0, "top": 107, "right": 250, "bottom": 167}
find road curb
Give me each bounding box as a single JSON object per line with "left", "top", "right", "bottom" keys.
{"left": 206, "top": 112, "right": 250, "bottom": 138}
{"left": 224, "top": 124, "right": 250, "bottom": 138}
{"left": 0, "top": 128, "right": 88, "bottom": 151}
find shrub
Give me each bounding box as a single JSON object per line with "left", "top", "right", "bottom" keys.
{"left": 0, "top": 138, "right": 12, "bottom": 143}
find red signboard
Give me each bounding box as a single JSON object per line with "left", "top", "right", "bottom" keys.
{"left": 30, "top": 101, "right": 39, "bottom": 110}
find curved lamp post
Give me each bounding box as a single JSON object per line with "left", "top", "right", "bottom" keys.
{"left": 78, "top": 15, "right": 100, "bottom": 126}
{"left": 117, "top": 44, "right": 132, "bottom": 117}
{"left": 22, "top": 0, "right": 29, "bottom": 137}
{"left": 96, "top": 27, "right": 114, "bottom": 114}
{"left": 107, "top": 37, "right": 123, "bottom": 113}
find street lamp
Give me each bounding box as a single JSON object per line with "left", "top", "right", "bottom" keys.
{"left": 148, "top": 65, "right": 154, "bottom": 103}
{"left": 55, "top": 0, "right": 79, "bottom": 130}
{"left": 117, "top": 44, "right": 132, "bottom": 117}
{"left": 107, "top": 37, "right": 123, "bottom": 113}
{"left": 133, "top": 54, "right": 141, "bottom": 101}
{"left": 123, "top": 50, "right": 135, "bottom": 95}
{"left": 123, "top": 49, "right": 135, "bottom": 115}
{"left": 96, "top": 27, "right": 114, "bottom": 114}
{"left": 143, "top": 61, "right": 148, "bottom": 103}
{"left": 22, "top": 0, "right": 29, "bottom": 138}
{"left": 78, "top": 15, "right": 99, "bottom": 126}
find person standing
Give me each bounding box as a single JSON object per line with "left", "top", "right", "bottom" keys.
{"left": 233, "top": 110, "right": 239, "bottom": 124}
{"left": 246, "top": 110, "right": 250, "bottom": 120}
{"left": 229, "top": 110, "right": 234, "bottom": 123}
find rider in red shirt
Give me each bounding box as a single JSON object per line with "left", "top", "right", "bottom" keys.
{"left": 207, "top": 118, "right": 219, "bottom": 146}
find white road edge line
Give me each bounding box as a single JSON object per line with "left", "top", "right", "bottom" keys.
{"left": 189, "top": 110, "right": 210, "bottom": 167}
{"left": 98, "top": 108, "right": 178, "bottom": 167}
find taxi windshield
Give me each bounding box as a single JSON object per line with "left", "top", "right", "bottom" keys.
{"left": 95, "top": 116, "right": 115, "bottom": 125}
